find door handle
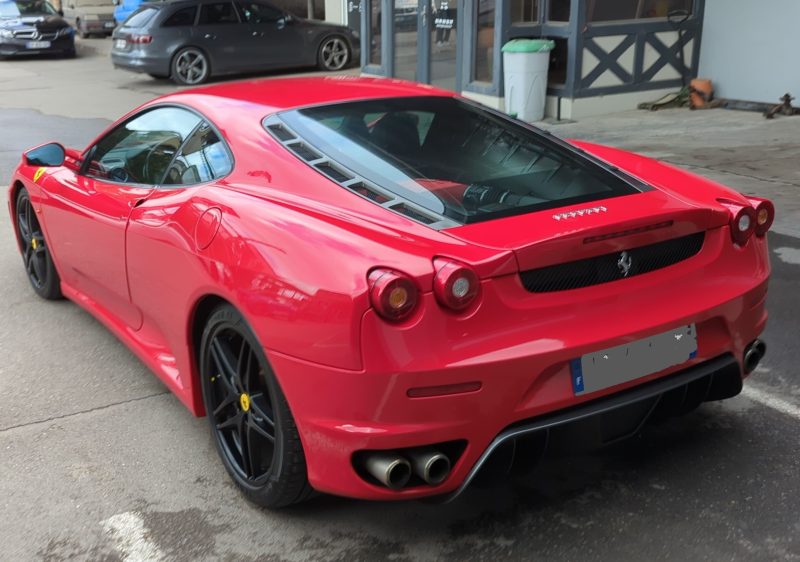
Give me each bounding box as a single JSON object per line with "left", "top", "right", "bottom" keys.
{"left": 204, "top": 33, "right": 216, "bottom": 39}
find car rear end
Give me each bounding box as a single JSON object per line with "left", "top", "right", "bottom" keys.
{"left": 258, "top": 93, "right": 774, "bottom": 501}
{"left": 110, "top": 3, "right": 170, "bottom": 76}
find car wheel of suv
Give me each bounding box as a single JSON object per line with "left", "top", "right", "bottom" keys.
{"left": 171, "top": 47, "right": 210, "bottom": 85}
{"left": 317, "top": 36, "right": 350, "bottom": 71}
{"left": 199, "top": 304, "right": 314, "bottom": 508}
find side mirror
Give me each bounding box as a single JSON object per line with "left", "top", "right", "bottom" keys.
{"left": 64, "top": 147, "right": 83, "bottom": 172}
{"left": 58, "top": 8, "right": 64, "bottom": 16}
{"left": 24, "top": 143, "right": 66, "bottom": 167}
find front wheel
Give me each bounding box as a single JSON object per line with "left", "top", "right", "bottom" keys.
{"left": 317, "top": 36, "right": 350, "bottom": 71}
{"left": 15, "top": 188, "right": 62, "bottom": 300}
{"left": 199, "top": 304, "right": 313, "bottom": 508}
{"left": 171, "top": 47, "right": 210, "bottom": 85}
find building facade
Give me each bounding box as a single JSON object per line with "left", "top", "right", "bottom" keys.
{"left": 356, "top": 0, "right": 706, "bottom": 119}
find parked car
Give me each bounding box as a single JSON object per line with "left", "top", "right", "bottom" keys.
{"left": 62, "top": 0, "right": 115, "bottom": 37}
{"left": 110, "top": 0, "right": 359, "bottom": 84}
{"left": 8, "top": 77, "right": 774, "bottom": 508}
{"left": 112, "top": 0, "right": 158, "bottom": 25}
{"left": 0, "top": 0, "right": 75, "bottom": 57}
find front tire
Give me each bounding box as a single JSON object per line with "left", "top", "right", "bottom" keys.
{"left": 15, "top": 188, "right": 62, "bottom": 300}
{"left": 171, "top": 47, "right": 210, "bottom": 85}
{"left": 199, "top": 304, "right": 312, "bottom": 508}
{"left": 317, "top": 36, "right": 350, "bottom": 71}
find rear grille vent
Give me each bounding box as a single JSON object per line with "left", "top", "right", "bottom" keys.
{"left": 520, "top": 232, "right": 705, "bottom": 292}
{"left": 262, "top": 115, "right": 457, "bottom": 229}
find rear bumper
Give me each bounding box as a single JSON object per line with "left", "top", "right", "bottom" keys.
{"left": 111, "top": 50, "right": 170, "bottom": 76}
{"left": 266, "top": 228, "right": 770, "bottom": 500}
{"left": 81, "top": 20, "right": 116, "bottom": 33}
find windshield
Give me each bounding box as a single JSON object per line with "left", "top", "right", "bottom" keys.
{"left": 0, "top": 0, "right": 58, "bottom": 16}
{"left": 277, "top": 97, "right": 641, "bottom": 224}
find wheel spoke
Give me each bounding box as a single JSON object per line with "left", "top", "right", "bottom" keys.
{"left": 212, "top": 391, "right": 238, "bottom": 417}
{"left": 238, "top": 413, "right": 253, "bottom": 478}
{"left": 248, "top": 416, "right": 274, "bottom": 443}
{"left": 216, "top": 411, "right": 241, "bottom": 432}
{"left": 210, "top": 337, "right": 240, "bottom": 391}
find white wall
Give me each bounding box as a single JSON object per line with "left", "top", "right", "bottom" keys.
{"left": 699, "top": 0, "right": 800, "bottom": 104}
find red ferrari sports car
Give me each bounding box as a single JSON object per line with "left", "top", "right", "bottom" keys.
{"left": 8, "top": 77, "right": 773, "bottom": 508}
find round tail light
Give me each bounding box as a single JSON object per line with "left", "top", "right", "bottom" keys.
{"left": 368, "top": 268, "right": 418, "bottom": 322}
{"left": 433, "top": 258, "right": 480, "bottom": 312}
{"left": 752, "top": 199, "right": 775, "bottom": 237}
{"left": 730, "top": 206, "right": 757, "bottom": 246}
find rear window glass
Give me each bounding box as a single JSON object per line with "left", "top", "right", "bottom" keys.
{"left": 124, "top": 6, "right": 158, "bottom": 27}
{"left": 162, "top": 5, "right": 196, "bottom": 26}
{"left": 276, "top": 97, "right": 640, "bottom": 224}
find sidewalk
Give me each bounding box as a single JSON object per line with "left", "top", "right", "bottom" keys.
{"left": 541, "top": 108, "right": 800, "bottom": 238}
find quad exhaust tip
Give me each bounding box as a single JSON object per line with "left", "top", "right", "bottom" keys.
{"left": 407, "top": 448, "right": 451, "bottom": 486}
{"left": 743, "top": 339, "right": 766, "bottom": 374}
{"left": 363, "top": 452, "right": 412, "bottom": 490}
{"left": 361, "top": 447, "right": 452, "bottom": 489}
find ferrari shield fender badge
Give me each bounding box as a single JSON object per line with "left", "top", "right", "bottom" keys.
{"left": 33, "top": 167, "right": 46, "bottom": 183}
{"left": 617, "top": 251, "right": 633, "bottom": 277}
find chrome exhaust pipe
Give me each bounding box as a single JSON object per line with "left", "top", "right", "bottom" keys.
{"left": 363, "top": 452, "right": 412, "bottom": 490}
{"left": 407, "top": 447, "right": 451, "bottom": 486}
{"left": 743, "top": 339, "right": 766, "bottom": 373}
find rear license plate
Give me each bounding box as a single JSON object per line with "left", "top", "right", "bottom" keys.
{"left": 114, "top": 39, "right": 126, "bottom": 49}
{"left": 570, "top": 324, "right": 697, "bottom": 396}
{"left": 104, "top": 21, "right": 115, "bottom": 28}
{"left": 26, "top": 41, "right": 51, "bottom": 49}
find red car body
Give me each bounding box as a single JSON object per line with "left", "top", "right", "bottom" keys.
{"left": 8, "top": 77, "right": 771, "bottom": 502}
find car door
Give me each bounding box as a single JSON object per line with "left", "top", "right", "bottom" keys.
{"left": 192, "top": 0, "right": 248, "bottom": 72}
{"left": 237, "top": 1, "right": 305, "bottom": 69}
{"left": 126, "top": 121, "right": 234, "bottom": 391}
{"left": 39, "top": 106, "right": 202, "bottom": 330}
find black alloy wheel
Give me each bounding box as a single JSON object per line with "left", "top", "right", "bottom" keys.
{"left": 317, "top": 36, "right": 350, "bottom": 71}
{"left": 15, "top": 188, "right": 62, "bottom": 300}
{"left": 200, "top": 304, "right": 312, "bottom": 508}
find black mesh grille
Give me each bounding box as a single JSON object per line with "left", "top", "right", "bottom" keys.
{"left": 520, "top": 232, "right": 705, "bottom": 292}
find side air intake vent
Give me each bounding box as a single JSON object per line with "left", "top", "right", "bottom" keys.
{"left": 263, "top": 115, "right": 457, "bottom": 230}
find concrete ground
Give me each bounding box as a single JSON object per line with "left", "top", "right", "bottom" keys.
{"left": 1, "top": 38, "right": 799, "bottom": 561}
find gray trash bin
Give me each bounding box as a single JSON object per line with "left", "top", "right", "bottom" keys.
{"left": 502, "top": 39, "right": 555, "bottom": 122}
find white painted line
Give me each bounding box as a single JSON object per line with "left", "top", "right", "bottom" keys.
{"left": 103, "top": 511, "right": 166, "bottom": 562}
{"left": 741, "top": 385, "right": 800, "bottom": 420}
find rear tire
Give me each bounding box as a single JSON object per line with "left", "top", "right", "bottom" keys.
{"left": 317, "top": 35, "right": 350, "bottom": 71}
{"left": 171, "top": 47, "right": 210, "bottom": 85}
{"left": 199, "top": 304, "right": 313, "bottom": 508}
{"left": 15, "top": 188, "right": 62, "bottom": 300}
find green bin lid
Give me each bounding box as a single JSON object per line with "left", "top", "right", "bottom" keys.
{"left": 501, "top": 39, "right": 555, "bottom": 53}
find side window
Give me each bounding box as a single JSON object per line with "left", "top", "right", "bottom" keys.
{"left": 198, "top": 2, "right": 239, "bottom": 24}
{"left": 238, "top": 1, "right": 283, "bottom": 23}
{"left": 86, "top": 107, "right": 201, "bottom": 185}
{"left": 162, "top": 5, "right": 197, "bottom": 27}
{"left": 163, "top": 122, "right": 232, "bottom": 186}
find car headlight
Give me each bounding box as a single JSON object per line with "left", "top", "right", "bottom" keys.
{"left": 84, "top": 14, "right": 99, "bottom": 20}
{"left": 0, "top": 29, "right": 13, "bottom": 39}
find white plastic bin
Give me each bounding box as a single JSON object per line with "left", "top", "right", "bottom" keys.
{"left": 502, "top": 39, "right": 555, "bottom": 122}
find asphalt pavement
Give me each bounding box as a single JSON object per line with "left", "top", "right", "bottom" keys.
{"left": 0, "top": 39, "right": 799, "bottom": 561}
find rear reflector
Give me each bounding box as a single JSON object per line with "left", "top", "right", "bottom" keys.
{"left": 407, "top": 381, "right": 482, "bottom": 398}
